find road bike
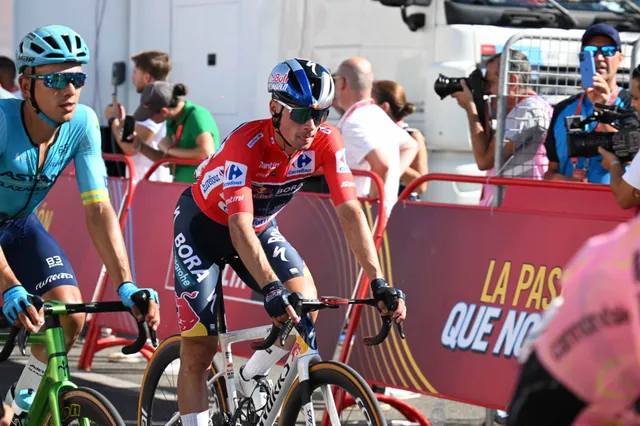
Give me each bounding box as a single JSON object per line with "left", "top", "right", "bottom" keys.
{"left": 0, "top": 293, "right": 157, "bottom": 426}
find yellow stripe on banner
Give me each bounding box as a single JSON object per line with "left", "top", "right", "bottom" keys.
{"left": 384, "top": 231, "right": 438, "bottom": 394}
{"left": 358, "top": 201, "right": 381, "bottom": 381}
{"left": 377, "top": 231, "right": 410, "bottom": 389}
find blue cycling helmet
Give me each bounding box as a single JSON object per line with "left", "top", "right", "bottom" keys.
{"left": 15, "top": 25, "right": 90, "bottom": 73}
{"left": 268, "top": 58, "right": 334, "bottom": 109}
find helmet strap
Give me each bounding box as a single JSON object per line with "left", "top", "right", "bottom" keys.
{"left": 272, "top": 106, "right": 299, "bottom": 158}
{"left": 27, "top": 68, "right": 63, "bottom": 128}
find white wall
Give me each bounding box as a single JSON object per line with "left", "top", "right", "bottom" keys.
{"left": 0, "top": 0, "right": 13, "bottom": 58}
{"left": 14, "top": 0, "right": 130, "bottom": 125}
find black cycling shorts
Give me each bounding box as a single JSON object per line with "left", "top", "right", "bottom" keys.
{"left": 0, "top": 214, "right": 78, "bottom": 295}
{"left": 506, "top": 350, "right": 586, "bottom": 426}
{"left": 173, "top": 187, "right": 310, "bottom": 337}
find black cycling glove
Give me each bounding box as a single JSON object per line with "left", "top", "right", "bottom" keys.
{"left": 370, "top": 278, "right": 406, "bottom": 313}
{"left": 262, "top": 281, "right": 291, "bottom": 318}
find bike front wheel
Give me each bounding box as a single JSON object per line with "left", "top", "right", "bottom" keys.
{"left": 279, "top": 361, "right": 386, "bottom": 426}
{"left": 43, "top": 387, "right": 125, "bottom": 426}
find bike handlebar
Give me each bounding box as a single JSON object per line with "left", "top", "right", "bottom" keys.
{"left": 0, "top": 292, "right": 158, "bottom": 362}
{"left": 250, "top": 294, "right": 406, "bottom": 351}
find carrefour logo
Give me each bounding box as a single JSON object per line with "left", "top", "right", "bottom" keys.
{"left": 287, "top": 151, "right": 315, "bottom": 177}
{"left": 223, "top": 161, "right": 248, "bottom": 189}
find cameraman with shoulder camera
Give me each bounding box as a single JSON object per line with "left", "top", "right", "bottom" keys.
{"left": 544, "top": 24, "right": 630, "bottom": 183}
{"left": 598, "top": 65, "right": 640, "bottom": 209}
{"left": 451, "top": 50, "right": 551, "bottom": 205}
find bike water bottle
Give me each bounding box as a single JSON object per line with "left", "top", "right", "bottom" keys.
{"left": 11, "top": 388, "right": 35, "bottom": 421}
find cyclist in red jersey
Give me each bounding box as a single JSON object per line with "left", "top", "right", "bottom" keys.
{"left": 172, "top": 58, "right": 407, "bottom": 425}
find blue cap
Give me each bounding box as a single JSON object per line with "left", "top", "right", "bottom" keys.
{"left": 582, "top": 23, "right": 622, "bottom": 49}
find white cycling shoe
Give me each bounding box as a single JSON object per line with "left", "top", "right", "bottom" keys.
{"left": 235, "top": 366, "right": 273, "bottom": 413}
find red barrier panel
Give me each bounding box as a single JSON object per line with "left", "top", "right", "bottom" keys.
{"left": 344, "top": 173, "right": 631, "bottom": 410}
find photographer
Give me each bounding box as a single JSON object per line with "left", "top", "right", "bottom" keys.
{"left": 451, "top": 50, "right": 551, "bottom": 205}
{"left": 112, "top": 81, "right": 219, "bottom": 183}
{"left": 544, "top": 23, "right": 630, "bottom": 183}
{"left": 598, "top": 65, "right": 640, "bottom": 209}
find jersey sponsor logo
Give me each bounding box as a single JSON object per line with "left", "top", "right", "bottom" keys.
{"left": 318, "top": 126, "right": 331, "bottom": 135}
{"left": 248, "top": 132, "right": 264, "bottom": 148}
{"left": 46, "top": 256, "right": 64, "bottom": 268}
{"left": 253, "top": 184, "right": 274, "bottom": 199}
{"left": 253, "top": 216, "right": 272, "bottom": 228}
{"left": 35, "top": 272, "right": 74, "bottom": 291}
{"left": 341, "top": 181, "right": 356, "bottom": 188}
{"left": 200, "top": 166, "right": 224, "bottom": 198}
{"left": 226, "top": 194, "right": 244, "bottom": 204}
{"left": 218, "top": 201, "right": 228, "bottom": 213}
{"left": 335, "top": 148, "right": 350, "bottom": 173}
{"left": 223, "top": 161, "right": 248, "bottom": 189}
{"left": 0, "top": 170, "right": 57, "bottom": 184}
{"left": 287, "top": 152, "right": 315, "bottom": 177}
{"left": 259, "top": 161, "right": 281, "bottom": 169}
{"left": 275, "top": 181, "right": 304, "bottom": 196}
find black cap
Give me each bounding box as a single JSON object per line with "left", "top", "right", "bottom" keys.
{"left": 582, "top": 23, "right": 622, "bottom": 49}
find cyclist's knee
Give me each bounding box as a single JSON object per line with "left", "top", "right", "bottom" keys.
{"left": 179, "top": 336, "right": 218, "bottom": 375}
{"left": 42, "top": 285, "right": 85, "bottom": 349}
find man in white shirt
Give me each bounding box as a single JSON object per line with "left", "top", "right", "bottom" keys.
{"left": 333, "top": 57, "right": 418, "bottom": 217}
{"left": 104, "top": 50, "right": 173, "bottom": 183}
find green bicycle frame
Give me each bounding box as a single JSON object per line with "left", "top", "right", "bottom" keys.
{"left": 0, "top": 301, "right": 88, "bottom": 426}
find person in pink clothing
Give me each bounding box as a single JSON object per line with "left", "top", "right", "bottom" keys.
{"left": 507, "top": 216, "right": 640, "bottom": 425}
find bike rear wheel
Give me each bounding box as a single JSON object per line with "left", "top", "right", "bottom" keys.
{"left": 138, "top": 334, "right": 226, "bottom": 426}
{"left": 42, "top": 387, "right": 125, "bottom": 426}
{"left": 280, "top": 361, "right": 386, "bottom": 426}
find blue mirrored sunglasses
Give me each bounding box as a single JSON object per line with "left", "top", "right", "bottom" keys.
{"left": 582, "top": 45, "right": 619, "bottom": 57}
{"left": 22, "top": 72, "right": 87, "bottom": 89}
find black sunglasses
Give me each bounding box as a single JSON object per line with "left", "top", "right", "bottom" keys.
{"left": 276, "top": 100, "right": 330, "bottom": 126}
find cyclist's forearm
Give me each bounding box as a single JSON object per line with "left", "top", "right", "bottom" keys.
{"left": 229, "top": 214, "right": 278, "bottom": 288}
{"left": 84, "top": 202, "right": 132, "bottom": 286}
{"left": 0, "top": 247, "right": 20, "bottom": 293}
{"left": 336, "top": 201, "right": 384, "bottom": 282}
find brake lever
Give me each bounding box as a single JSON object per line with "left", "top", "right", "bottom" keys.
{"left": 18, "top": 328, "right": 30, "bottom": 356}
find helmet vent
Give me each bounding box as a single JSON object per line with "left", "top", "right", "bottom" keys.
{"left": 61, "top": 35, "right": 72, "bottom": 52}
{"left": 45, "top": 53, "right": 65, "bottom": 59}
{"left": 75, "top": 36, "right": 82, "bottom": 49}
{"left": 43, "top": 36, "right": 61, "bottom": 50}
{"left": 30, "top": 43, "right": 44, "bottom": 54}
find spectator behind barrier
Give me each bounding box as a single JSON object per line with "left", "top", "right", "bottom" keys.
{"left": 105, "top": 50, "right": 173, "bottom": 183}
{"left": 452, "top": 50, "right": 552, "bottom": 206}
{"left": 333, "top": 57, "right": 418, "bottom": 217}
{"left": 544, "top": 23, "right": 630, "bottom": 183}
{"left": 112, "top": 81, "right": 220, "bottom": 183}
{"left": 0, "top": 57, "right": 21, "bottom": 99}
{"left": 372, "top": 80, "right": 429, "bottom": 198}
{"left": 598, "top": 65, "right": 640, "bottom": 209}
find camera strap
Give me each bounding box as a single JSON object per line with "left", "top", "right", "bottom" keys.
{"left": 575, "top": 86, "right": 620, "bottom": 131}
{"left": 337, "top": 98, "right": 375, "bottom": 128}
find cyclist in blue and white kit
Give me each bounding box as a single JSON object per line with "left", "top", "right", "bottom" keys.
{"left": 0, "top": 25, "right": 160, "bottom": 412}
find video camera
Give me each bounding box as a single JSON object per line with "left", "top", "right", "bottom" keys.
{"left": 434, "top": 67, "right": 489, "bottom": 134}
{"left": 565, "top": 104, "right": 640, "bottom": 163}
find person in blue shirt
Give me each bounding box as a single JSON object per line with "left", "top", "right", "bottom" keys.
{"left": 0, "top": 25, "right": 160, "bottom": 413}
{"left": 544, "top": 23, "right": 630, "bottom": 183}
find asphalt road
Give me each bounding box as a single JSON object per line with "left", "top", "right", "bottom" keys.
{"left": 0, "top": 344, "right": 490, "bottom": 426}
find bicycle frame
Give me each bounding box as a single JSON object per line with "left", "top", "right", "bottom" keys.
{"left": 0, "top": 314, "right": 79, "bottom": 426}
{"left": 164, "top": 316, "right": 334, "bottom": 426}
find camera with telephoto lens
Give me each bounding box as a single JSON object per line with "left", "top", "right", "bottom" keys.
{"left": 565, "top": 104, "right": 640, "bottom": 163}
{"left": 434, "top": 68, "right": 489, "bottom": 133}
